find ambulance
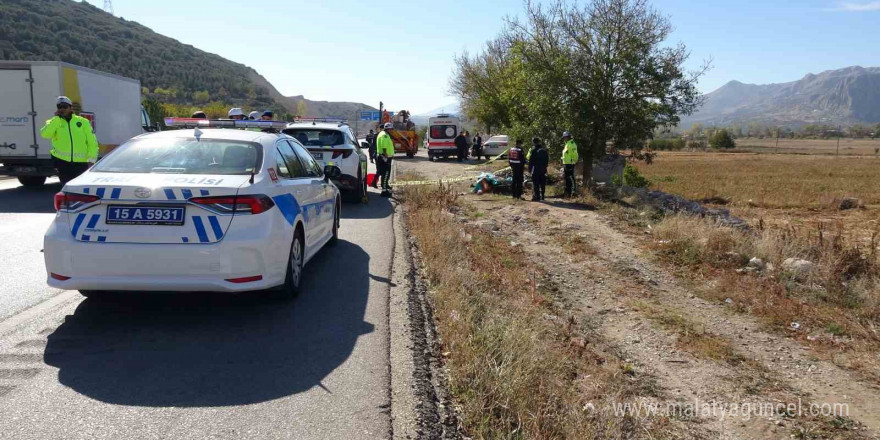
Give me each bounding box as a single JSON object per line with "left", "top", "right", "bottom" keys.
{"left": 424, "top": 114, "right": 461, "bottom": 161}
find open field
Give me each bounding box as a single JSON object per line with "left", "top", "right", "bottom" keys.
{"left": 725, "top": 137, "right": 880, "bottom": 156}
{"left": 634, "top": 151, "right": 880, "bottom": 246}
{"left": 635, "top": 152, "right": 880, "bottom": 209}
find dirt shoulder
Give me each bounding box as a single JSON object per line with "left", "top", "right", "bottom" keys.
{"left": 395, "top": 157, "right": 878, "bottom": 439}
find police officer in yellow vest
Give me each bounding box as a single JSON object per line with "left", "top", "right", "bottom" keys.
{"left": 375, "top": 122, "right": 395, "bottom": 191}
{"left": 40, "top": 96, "right": 98, "bottom": 184}
{"left": 561, "top": 131, "right": 579, "bottom": 198}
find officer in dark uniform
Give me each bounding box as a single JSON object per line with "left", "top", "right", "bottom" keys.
{"left": 365, "top": 129, "right": 377, "bottom": 163}
{"left": 508, "top": 139, "right": 526, "bottom": 199}
{"left": 454, "top": 131, "right": 469, "bottom": 162}
{"left": 528, "top": 137, "right": 549, "bottom": 201}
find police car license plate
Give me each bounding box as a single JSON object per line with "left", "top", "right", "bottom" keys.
{"left": 106, "top": 206, "right": 185, "bottom": 226}
{"left": 312, "top": 152, "right": 323, "bottom": 160}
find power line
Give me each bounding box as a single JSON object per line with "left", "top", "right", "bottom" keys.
{"left": 103, "top": 0, "right": 114, "bottom": 15}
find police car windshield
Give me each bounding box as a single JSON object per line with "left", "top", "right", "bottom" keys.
{"left": 92, "top": 138, "right": 261, "bottom": 175}
{"left": 282, "top": 129, "right": 345, "bottom": 147}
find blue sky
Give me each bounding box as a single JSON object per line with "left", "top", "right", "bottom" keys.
{"left": 84, "top": 0, "right": 880, "bottom": 114}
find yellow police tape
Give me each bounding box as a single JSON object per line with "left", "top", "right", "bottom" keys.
{"left": 393, "top": 175, "right": 475, "bottom": 186}
{"left": 393, "top": 166, "right": 513, "bottom": 187}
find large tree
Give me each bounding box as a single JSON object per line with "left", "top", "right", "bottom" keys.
{"left": 452, "top": 0, "right": 707, "bottom": 181}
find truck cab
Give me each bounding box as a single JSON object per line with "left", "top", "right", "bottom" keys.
{"left": 0, "top": 61, "right": 143, "bottom": 187}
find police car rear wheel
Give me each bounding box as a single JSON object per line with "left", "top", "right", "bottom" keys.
{"left": 343, "top": 167, "right": 364, "bottom": 203}
{"left": 329, "top": 199, "right": 340, "bottom": 246}
{"left": 79, "top": 290, "right": 109, "bottom": 300}
{"left": 278, "top": 229, "right": 304, "bottom": 299}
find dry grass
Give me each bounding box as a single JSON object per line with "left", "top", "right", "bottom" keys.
{"left": 631, "top": 300, "right": 740, "bottom": 363}
{"left": 554, "top": 234, "right": 599, "bottom": 261}
{"left": 396, "top": 170, "right": 426, "bottom": 182}
{"left": 733, "top": 137, "right": 880, "bottom": 156}
{"left": 649, "top": 216, "right": 880, "bottom": 381}
{"left": 403, "top": 184, "right": 688, "bottom": 439}
{"left": 635, "top": 152, "right": 880, "bottom": 209}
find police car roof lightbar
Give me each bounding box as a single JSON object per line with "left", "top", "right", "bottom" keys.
{"left": 293, "top": 117, "right": 348, "bottom": 124}
{"left": 164, "top": 118, "right": 289, "bottom": 130}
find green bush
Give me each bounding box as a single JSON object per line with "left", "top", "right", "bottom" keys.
{"left": 710, "top": 130, "right": 736, "bottom": 149}
{"left": 612, "top": 165, "right": 651, "bottom": 188}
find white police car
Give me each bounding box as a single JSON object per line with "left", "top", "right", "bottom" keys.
{"left": 43, "top": 118, "right": 341, "bottom": 298}
{"left": 283, "top": 120, "right": 368, "bottom": 203}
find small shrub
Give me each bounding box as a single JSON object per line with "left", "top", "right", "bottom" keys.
{"left": 623, "top": 164, "right": 650, "bottom": 188}
{"left": 710, "top": 130, "right": 736, "bottom": 149}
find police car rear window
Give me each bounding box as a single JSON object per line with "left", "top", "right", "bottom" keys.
{"left": 282, "top": 129, "right": 345, "bottom": 147}
{"left": 430, "top": 125, "right": 457, "bottom": 139}
{"left": 92, "top": 138, "right": 261, "bottom": 175}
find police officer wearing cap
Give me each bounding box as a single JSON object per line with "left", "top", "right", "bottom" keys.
{"left": 508, "top": 139, "right": 526, "bottom": 199}
{"left": 260, "top": 110, "right": 274, "bottom": 121}
{"left": 528, "top": 137, "right": 549, "bottom": 201}
{"left": 40, "top": 96, "right": 98, "bottom": 183}
{"left": 561, "top": 131, "right": 579, "bottom": 198}
{"left": 375, "top": 122, "right": 395, "bottom": 190}
{"left": 228, "top": 108, "right": 246, "bottom": 120}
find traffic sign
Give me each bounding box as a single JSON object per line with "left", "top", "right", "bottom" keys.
{"left": 360, "top": 111, "right": 382, "bottom": 121}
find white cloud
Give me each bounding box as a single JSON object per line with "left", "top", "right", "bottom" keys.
{"left": 836, "top": 1, "right": 880, "bottom": 11}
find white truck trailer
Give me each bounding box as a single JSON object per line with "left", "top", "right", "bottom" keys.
{"left": 0, "top": 61, "right": 151, "bottom": 186}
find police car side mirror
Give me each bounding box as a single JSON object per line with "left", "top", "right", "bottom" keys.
{"left": 361, "top": 142, "right": 369, "bottom": 149}
{"left": 323, "top": 165, "right": 342, "bottom": 180}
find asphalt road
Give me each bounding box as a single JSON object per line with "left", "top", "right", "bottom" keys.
{"left": 0, "top": 168, "right": 396, "bottom": 439}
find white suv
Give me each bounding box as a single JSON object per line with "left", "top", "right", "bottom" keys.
{"left": 283, "top": 121, "right": 368, "bottom": 203}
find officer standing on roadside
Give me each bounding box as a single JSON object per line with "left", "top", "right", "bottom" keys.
{"left": 375, "top": 122, "right": 395, "bottom": 191}
{"left": 472, "top": 132, "right": 483, "bottom": 159}
{"left": 454, "top": 130, "right": 468, "bottom": 162}
{"left": 561, "top": 131, "right": 579, "bottom": 198}
{"left": 528, "top": 137, "right": 549, "bottom": 201}
{"left": 508, "top": 139, "right": 526, "bottom": 199}
{"left": 40, "top": 96, "right": 98, "bottom": 184}
{"left": 366, "top": 129, "right": 377, "bottom": 163}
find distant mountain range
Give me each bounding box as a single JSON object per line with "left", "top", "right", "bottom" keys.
{"left": 282, "top": 95, "right": 377, "bottom": 122}
{"left": 682, "top": 66, "right": 880, "bottom": 127}
{"left": 0, "top": 0, "right": 376, "bottom": 119}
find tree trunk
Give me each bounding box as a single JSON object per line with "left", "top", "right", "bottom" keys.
{"left": 582, "top": 145, "right": 593, "bottom": 185}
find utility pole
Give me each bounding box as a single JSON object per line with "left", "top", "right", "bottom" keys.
{"left": 837, "top": 124, "right": 841, "bottom": 157}
{"left": 775, "top": 127, "right": 780, "bottom": 151}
